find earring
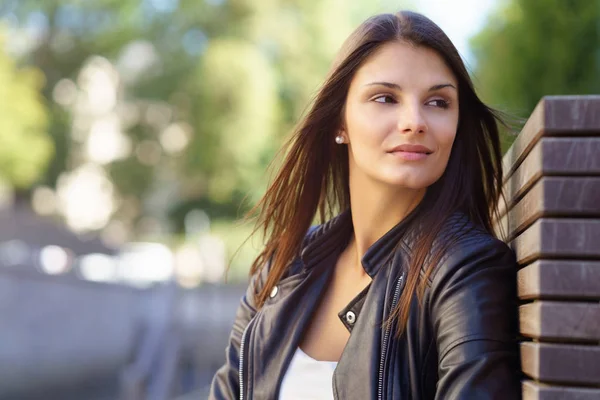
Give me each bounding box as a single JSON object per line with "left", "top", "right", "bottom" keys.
{"left": 335, "top": 135, "right": 344, "bottom": 144}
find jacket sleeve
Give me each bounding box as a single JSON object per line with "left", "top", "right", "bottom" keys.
{"left": 209, "top": 265, "right": 267, "bottom": 400}
{"left": 430, "top": 238, "right": 521, "bottom": 400}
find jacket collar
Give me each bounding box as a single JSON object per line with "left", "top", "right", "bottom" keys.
{"left": 300, "top": 207, "right": 419, "bottom": 278}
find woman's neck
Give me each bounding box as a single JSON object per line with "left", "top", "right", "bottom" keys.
{"left": 347, "top": 176, "right": 425, "bottom": 273}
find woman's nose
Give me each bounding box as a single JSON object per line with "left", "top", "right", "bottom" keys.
{"left": 397, "top": 102, "right": 427, "bottom": 134}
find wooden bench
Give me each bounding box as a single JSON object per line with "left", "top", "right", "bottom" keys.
{"left": 496, "top": 95, "right": 600, "bottom": 399}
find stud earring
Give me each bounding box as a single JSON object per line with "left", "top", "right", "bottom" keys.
{"left": 335, "top": 135, "right": 344, "bottom": 144}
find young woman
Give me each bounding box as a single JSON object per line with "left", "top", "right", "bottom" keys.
{"left": 210, "top": 10, "right": 520, "bottom": 400}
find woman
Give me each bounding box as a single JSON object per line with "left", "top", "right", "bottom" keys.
{"left": 210, "top": 10, "right": 520, "bottom": 400}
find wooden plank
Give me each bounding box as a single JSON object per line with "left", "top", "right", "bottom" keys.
{"left": 518, "top": 260, "right": 600, "bottom": 300}
{"left": 545, "top": 96, "right": 600, "bottom": 132}
{"left": 503, "top": 138, "right": 600, "bottom": 209}
{"left": 502, "top": 96, "right": 600, "bottom": 181}
{"left": 511, "top": 219, "right": 600, "bottom": 265}
{"left": 502, "top": 177, "right": 600, "bottom": 239}
{"left": 523, "top": 380, "right": 600, "bottom": 400}
{"left": 519, "top": 301, "right": 600, "bottom": 341}
{"left": 521, "top": 342, "right": 600, "bottom": 385}
{"left": 504, "top": 138, "right": 544, "bottom": 207}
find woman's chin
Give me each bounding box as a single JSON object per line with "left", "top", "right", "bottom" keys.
{"left": 374, "top": 171, "right": 436, "bottom": 190}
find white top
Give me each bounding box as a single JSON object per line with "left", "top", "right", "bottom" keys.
{"left": 279, "top": 347, "right": 338, "bottom": 399}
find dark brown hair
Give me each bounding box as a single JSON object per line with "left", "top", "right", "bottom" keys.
{"left": 246, "top": 11, "right": 505, "bottom": 337}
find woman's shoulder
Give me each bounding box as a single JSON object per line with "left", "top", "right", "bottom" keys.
{"left": 435, "top": 211, "right": 508, "bottom": 250}
{"left": 303, "top": 224, "right": 321, "bottom": 247}
{"left": 426, "top": 212, "right": 516, "bottom": 286}
{"left": 276, "top": 225, "right": 323, "bottom": 280}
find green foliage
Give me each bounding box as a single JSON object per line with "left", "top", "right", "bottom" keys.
{"left": 187, "top": 38, "right": 278, "bottom": 203}
{"left": 0, "top": 34, "right": 53, "bottom": 189}
{"left": 471, "top": 0, "right": 600, "bottom": 118}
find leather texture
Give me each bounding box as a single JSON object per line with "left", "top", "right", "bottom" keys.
{"left": 210, "top": 210, "right": 521, "bottom": 400}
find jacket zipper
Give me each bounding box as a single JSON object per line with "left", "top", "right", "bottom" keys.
{"left": 377, "top": 273, "right": 404, "bottom": 400}
{"left": 239, "top": 315, "right": 256, "bottom": 400}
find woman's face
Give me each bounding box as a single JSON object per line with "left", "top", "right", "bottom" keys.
{"left": 340, "top": 41, "right": 459, "bottom": 190}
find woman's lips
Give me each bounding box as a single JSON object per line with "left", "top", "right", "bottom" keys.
{"left": 387, "top": 144, "right": 433, "bottom": 161}
{"left": 389, "top": 150, "right": 429, "bottom": 161}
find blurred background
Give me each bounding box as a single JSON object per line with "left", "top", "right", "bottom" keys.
{"left": 0, "top": 0, "right": 597, "bottom": 398}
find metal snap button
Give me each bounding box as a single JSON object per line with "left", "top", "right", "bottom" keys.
{"left": 270, "top": 285, "right": 279, "bottom": 298}
{"left": 345, "top": 310, "right": 356, "bottom": 325}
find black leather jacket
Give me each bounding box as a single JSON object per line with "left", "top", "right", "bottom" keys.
{"left": 210, "top": 211, "right": 521, "bottom": 399}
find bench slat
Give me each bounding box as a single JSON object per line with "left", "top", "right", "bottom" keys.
{"left": 511, "top": 219, "right": 600, "bottom": 265}
{"left": 521, "top": 342, "right": 600, "bottom": 385}
{"left": 520, "top": 301, "right": 600, "bottom": 341}
{"left": 518, "top": 260, "right": 600, "bottom": 300}
{"left": 522, "top": 380, "right": 600, "bottom": 400}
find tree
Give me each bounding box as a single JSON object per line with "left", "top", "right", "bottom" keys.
{"left": 0, "top": 34, "right": 52, "bottom": 190}
{"left": 471, "top": 0, "right": 600, "bottom": 119}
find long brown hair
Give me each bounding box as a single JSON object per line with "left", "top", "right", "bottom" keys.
{"left": 246, "top": 11, "right": 506, "bottom": 337}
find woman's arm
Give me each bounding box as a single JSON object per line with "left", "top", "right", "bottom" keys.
{"left": 209, "top": 266, "right": 267, "bottom": 400}
{"left": 430, "top": 238, "right": 521, "bottom": 400}
{"left": 210, "top": 227, "right": 315, "bottom": 399}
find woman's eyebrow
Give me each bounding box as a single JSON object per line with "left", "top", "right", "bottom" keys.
{"left": 364, "top": 82, "right": 457, "bottom": 91}
{"left": 429, "top": 83, "right": 456, "bottom": 92}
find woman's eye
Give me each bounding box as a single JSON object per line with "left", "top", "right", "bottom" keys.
{"left": 373, "top": 95, "right": 396, "bottom": 104}
{"left": 427, "top": 99, "right": 450, "bottom": 109}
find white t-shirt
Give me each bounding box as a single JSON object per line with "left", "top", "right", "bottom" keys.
{"left": 279, "top": 347, "right": 338, "bottom": 399}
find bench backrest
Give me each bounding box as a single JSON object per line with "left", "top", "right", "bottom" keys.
{"left": 497, "top": 95, "right": 600, "bottom": 399}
